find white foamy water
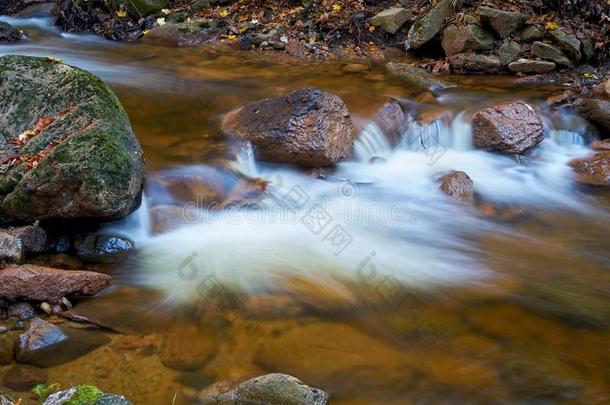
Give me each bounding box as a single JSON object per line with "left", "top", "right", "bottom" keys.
{"left": 128, "top": 110, "right": 596, "bottom": 304}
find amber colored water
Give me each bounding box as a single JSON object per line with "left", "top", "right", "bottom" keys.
{"left": 1, "top": 16, "right": 610, "bottom": 405}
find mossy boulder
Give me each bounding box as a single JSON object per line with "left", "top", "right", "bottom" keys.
{"left": 0, "top": 55, "right": 144, "bottom": 223}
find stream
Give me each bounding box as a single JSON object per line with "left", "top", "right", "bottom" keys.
{"left": 1, "top": 14, "right": 610, "bottom": 405}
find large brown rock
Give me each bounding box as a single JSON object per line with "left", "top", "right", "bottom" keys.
{"left": 221, "top": 88, "right": 356, "bottom": 167}
{"left": 0, "top": 264, "right": 112, "bottom": 302}
{"left": 199, "top": 374, "right": 329, "bottom": 405}
{"left": 441, "top": 24, "right": 494, "bottom": 56}
{"left": 578, "top": 99, "right": 610, "bottom": 137}
{"left": 472, "top": 102, "right": 544, "bottom": 154}
{"left": 508, "top": 58, "right": 556, "bottom": 74}
{"left": 368, "top": 7, "right": 412, "bottom": 34}
{"left": 569, "top": 152, "right": 610, "bottom": 186}
{"left": 448, "top": 53, "right": 502, "bottom": 74}
{"left": 158, "top": 325, "right": 217, "bottom": 372}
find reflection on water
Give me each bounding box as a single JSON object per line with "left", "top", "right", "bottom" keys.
{"left": 1, "top": 14, "right": 610, "bottom": 405}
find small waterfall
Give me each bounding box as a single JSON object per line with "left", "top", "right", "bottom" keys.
{"left": 101, "top": 194, "right": 152, "bottom": 244}
{"left": 400, "top": 112, "right": 472, "bottom": 155}
{"left": 235, "top": 141, "right": 258, "bottom": 177}
{"left": 354, "top": 122, "right": 392, "bottom": 162}
{"left": 549, "top": 129, "right": 586, "bottom": 147}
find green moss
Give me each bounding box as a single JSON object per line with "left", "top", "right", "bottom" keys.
{"left": 64, "top": 385, "right": 104, "bottom": 405}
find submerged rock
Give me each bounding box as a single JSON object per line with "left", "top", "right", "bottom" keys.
{"left": 7, "top": 302, "right": 34, "bottom": 320}
{"left": 569, "top": 151, "right": 610, "bottom": 186}
{"left": 406, "top": 0, "right": 456, "bottom": 49}
{"left": 0, "top": 22, "right": 22, "bottom": 43}
{"left": 448, "top": 53, "right": 502, "bottom": 74}
{"left": 577, "top": 99, "right": 610, "bottom": 136}
{"left": 439, "top": 171, "right": 474, "bottom": 202}
{"left": 472, "top": 101, "right": 544, "bottom": 154}
{"left": 368, "top": 7, "right": 412, "bottom": 34}
{"left": 15, "top": 317, "right": 68, "bottom": 363}
{"left": 508, "top": 58, "right": 556, "bottom": 74}
{"left": 0, "top": 264, "right": 112, "bottom": 302}
{"left": 221, "top": 88, "right": 356, "bottom": 167}
{"left": 477, "top": 6, "right": 527, "bottom": 38}
{"left": 158, "top": 325, "right": 217, "bottom": 372}
{"left": 1, "top": 364, "right": 47, "bottom": 392}
{"left": 199, "top": 373, "right": 329, "bottom": 405}
{"left": 0, "top": 332, "right": 16, "bottom": 365}
{"left": 0, "top": 55, "right": 144, "bottom": 223}
{"left": 441, "top": 24, "right": 494, "bottom": 56}
{"left": 6, "top": 222, "right": 47, "bottom": 253}
{"left": 385, "top": 62, "right": 454, "bottom": 93}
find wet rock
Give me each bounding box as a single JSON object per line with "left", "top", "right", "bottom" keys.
{"left": 508, "top": 58, "right": 556, "bottom": 74}
{"left": 371, "top": 100, "right": 407, "bottom": 146}
{"left": 448, "top": 53, "right": 502, "bottom": 74}
{"left": 285, "top": 39, "right": 307, "bottom": 58}
{"left": 0, "top": 264, "right": 112, "bottom": 302}
{"left": 255, "top": 322, "right": 411, "bottom": 391}
{"left": 158, "top": 325, "right": 217, "bottom": 372}
{"left": 42, "top": 385, "right": 130, "bottom": 405}
{"left": 577, "top": 99, "right": 610, "bottom": 136}
{"left": 15, "top": 317, "right": 68, "bottom": 363}
{"left": 0, "top": 55, "right": 144, "bottom": 223}
{"left": 519, "top": 25, "right": 543, "bottom": 43}
{"left": 368, "top": 7, "right": 412, "bottom": 34}
{"left": 472, "top": 101, "right": 544, "bottom": 154}
{"left": 385, "top": 62, "right": 454, "bottom": 93}
{"left": 7, "top": 222, "right": 47, "bottom": 253}
{"left": 199, "top": 373, "right": 329, "bottom": 405}
{"left": 0, "top": 231, "right": 23, "bottom": 264}
{"left": 1, "top": 364, "right": 47, "bottom": 391}
{"left": 149, "top": 205, "right": 193, "bottom": 235}
{"left": 74, "top": 234, "right": 134, "bottom": 263}
{"left": 531, "top": 41, "right": 573, "bottom": 67}
{"left": 95, "top": 394, "right": 133, "bottom": 405}
{"left": 591, "top": 139, "right": 610, "bottom": 151}
{"left": 569, "top": 152, "right": 610, "bottom": 186}
{"left": 439, "top": 171, "right": 474, "bottom": 202}
{"left": 221, "top": 88, "right": 356, "bottom": 167}
{"left": 498, "top": 40, "right": 522, "bottom": 66}
{"left": 441, "top": 24, "right": 494, "bottom": 56}
{"left": 549, "top": 30, "right": 581, "bottom": 62}
{"left": 0, "top": 22, "right": 22, "bottom": 43}
{"left": 477, "top": 6, "right": 526, "bottom": 38}
{"left": 143, "top": 21, "right": 216, "bottom": 47}
{"left": 14, "top": 2, "right": 56, "bottom": 18}
{"left": 406, "top": 0, "right": 456, "bottom": 49}
{"left": 7, "top": 302, "right": 34, "bottom": 320}
{"left": 0, "top": 395, "right": 10, "bottom": 405}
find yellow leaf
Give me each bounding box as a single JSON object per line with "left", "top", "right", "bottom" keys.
{"left": 332, "top": 4, "right": 341, "bottom": 11}
{"left": 45, "top": 57, "right": 62, "bottom": 63}
{"left": 583, "top": 73, "right": 595, "bottom": 78}
{"left": 117, "top": 10, "right": 127, "bottom": 18}
{"left": 220, "top": 9, "right": 228, "bottom": 17}
{"left": 142, "top": 29, "right": 150, "bottom": 35}
{"left": 545, "top": 21, "right": 559, "bottom": 31}
{"left": 368, "top": 25, "right": 376, "bottom": 33}
{"left": 227, "top": 34, "right": 237, "bottom": 40}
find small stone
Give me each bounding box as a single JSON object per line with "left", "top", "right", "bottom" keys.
{"left": 368, "top": 7, "right": 412, "bottom": 34}
{"left": 7, "top": 222, "right": 47, "bottom": 253}
{"left": 439, "top": 171, "right": 474, "bottom": 202}
{"left": 385, "top": 62, "right": 455, "bottom": 92}
{"left": 342, "top": 63, "right": 369, "bottom": 73}
{"left": 0, "top": 326, "right": 7, "bottom": 334}
{"left": 40, "top": 302, "right": 52, "bottom": 315}
{"left": 508, "top": 59, "right": 556, "bottom": 74}
{"left": 519, "top": 25, "right": 543, "bottom": 42}
{"left": 531, "top": 41, "right": 572, "bottom": 67}
{"left": 477, "top": 6, "right": 527, "bottom": 38}
{"left": 95, "top": 394, "right": 133, "bottom": 405}
{"left": 1, "top": 364, "right": 47, "bottom": 392}
{"left": 0, "top": 22, "right": 22, "bottom": 43}
{"left": 549, "top": 30, "right": 581, "bottom": 62}
{"left": 8, "top": 302, "right": 35, "bottom": 320}
{"left": 74, "top": 234, "right": 134, "bottom": 263}
{"left": 61, "top": 297, "right": 73, "bottom": 309}
{"left": 0, "top": 231, "right": 24, "bottom": 264}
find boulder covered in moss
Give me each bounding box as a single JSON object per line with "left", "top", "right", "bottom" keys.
{"left": 42, "top": 385, "right": 132, "bottom": 405}
{"left": 0, "top": 55, "right": 144, "bottom": 223}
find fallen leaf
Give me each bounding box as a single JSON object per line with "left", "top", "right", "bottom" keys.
{"left": 116, "top": 10, "right": 127, "bottom": 18}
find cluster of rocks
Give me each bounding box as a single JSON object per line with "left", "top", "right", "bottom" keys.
{"left": 402, "top": 1, "right": 596, "bottom": 74}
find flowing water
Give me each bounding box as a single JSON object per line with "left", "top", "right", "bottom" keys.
{"left": 2, "top": 15, "right": 610, "bottom": 405}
